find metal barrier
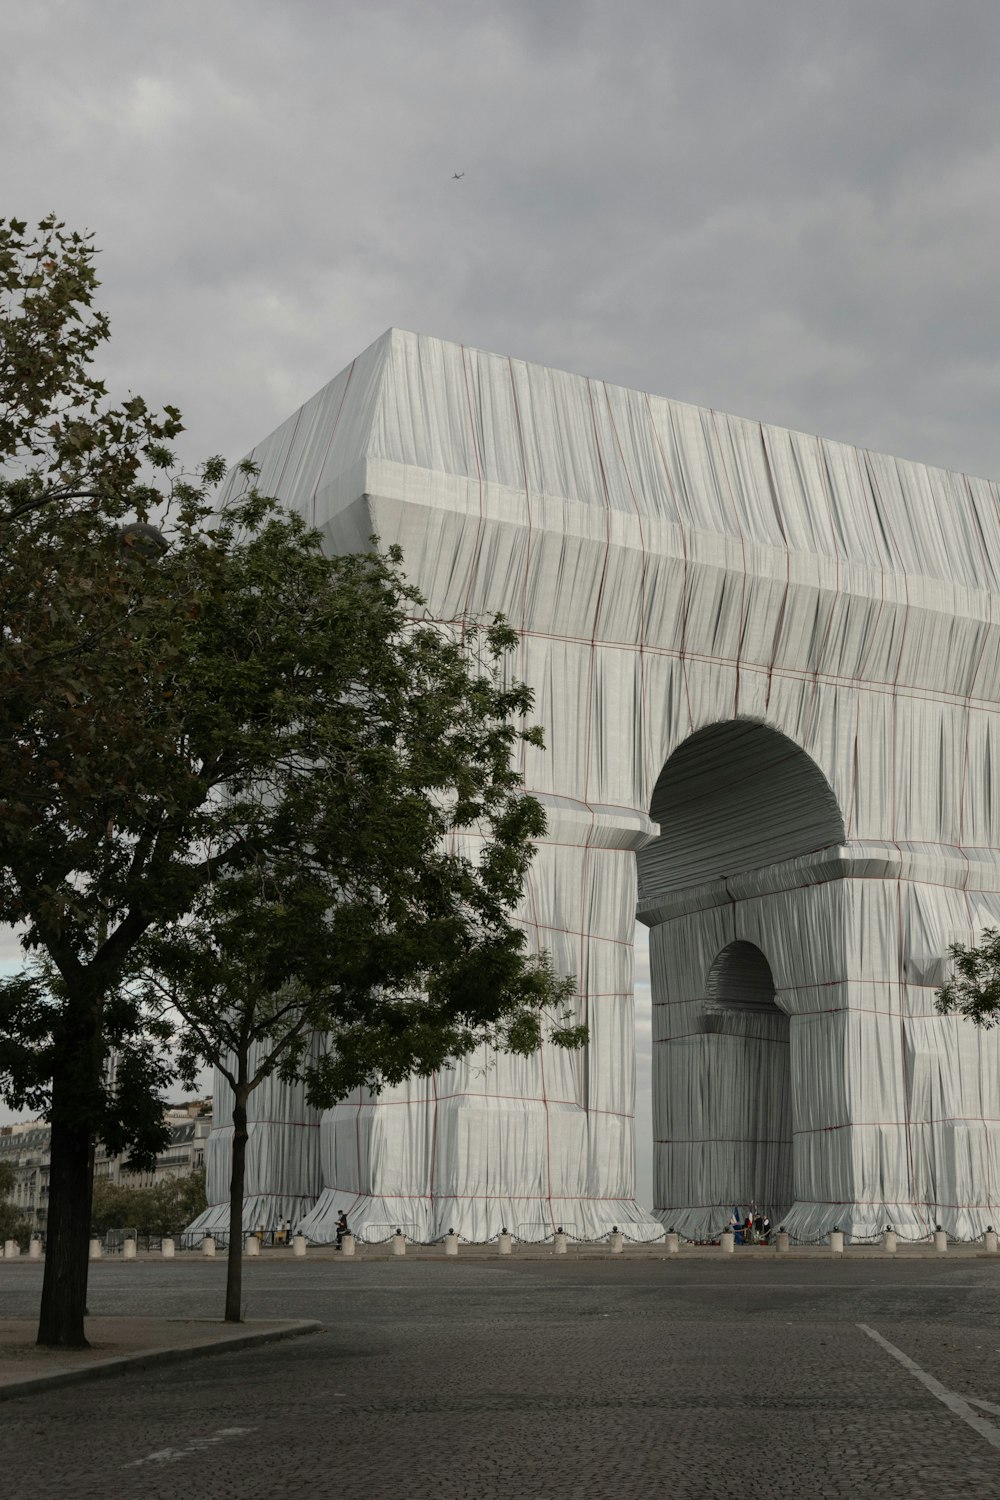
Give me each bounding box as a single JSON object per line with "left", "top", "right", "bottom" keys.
{"left": 359, "top": 1221, "right": 423, "bottom": 1244}
{"left": 101, "top": 1227, "right": 138, "bottom": 1255}
{"left": 515, "top": 1220, "right": 581, "bottom": 1245}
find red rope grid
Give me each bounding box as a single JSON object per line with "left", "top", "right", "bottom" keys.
{"left": 858, "top": 450, "right": 925, "bottom": 1232}
{"left": 458, "top": 342, "right": 486, "bottom": 625}
{"left": 603, "top": 381, "right": 652, "bottom": 1139}
{"left": 320, "top": 1188, "right": 650, "bottom": 1203}
{"left": 507, "top": 358, "right": 557, "bottom": 1230}
{"left": 319, "top": 1091, "right": 635, "bottom": 1119}
{"left": 307, "top": 357, "right": 355, "bottom": 529}
{"left": 643, "top": 394, "right": 694, "bottom": 735}
{"left": 403, "top": 609, "right": 1000, "bottom": 717}
{"left": 573, "top": 379, "right": 617, "bottom": 1140}
{"left": 759, "top": 424, "right": 791, "bottom": 715}
{"left": 958, "top": 469, "right": 999, "bottom": 1217}
{"left": 709, "top": 407, "right": 749, "bottom": 720}
{"left": 653, "top": 1196, "right": 999, "bottom": 1211}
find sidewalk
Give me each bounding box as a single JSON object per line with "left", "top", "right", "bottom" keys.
{"left": 6, "top": 1240, "right": 997, "bottom": 1264}
{"left": 0, "top": 1316, "right": 321, "bottom": 1401}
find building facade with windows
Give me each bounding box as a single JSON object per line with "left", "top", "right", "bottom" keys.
{"left": 0, "top": 1099, "right": 212, "bottom": 1235}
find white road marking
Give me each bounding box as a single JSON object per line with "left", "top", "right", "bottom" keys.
{"left": 858, "top": 1324, "right": 1000, "bottom": 1452}
{"left": 969, "top": 1396, "right": 1000, "bottom": 1417}
{"left": 125, "top": 1426, "right": 253, "bottom": 1467}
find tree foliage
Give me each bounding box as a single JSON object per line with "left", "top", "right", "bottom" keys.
{"left": 90, "top": 1170, "right": 207, "bottom": 1237}
{"left": 935, "top": 929, "right": 1000, "bottom": 1028}
{"left": 0, "top": 1204, "right": 32, "bottom": 1250}
{"left": 0, "top": 216, "right": 580, "bottom": 1342}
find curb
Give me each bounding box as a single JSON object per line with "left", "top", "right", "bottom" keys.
{"left": 0, "top": 1318, "right": 322, "bottom": 1402}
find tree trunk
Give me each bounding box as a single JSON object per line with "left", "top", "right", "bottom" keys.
{"left": 224, "top": 1090, "right": 248, "bottom": 1323}
{"left": 37, "top": 980, "right": 103, "bottom": 1349}
{"left": 37, "top": 1100, "right": 94, "bottom": 1348}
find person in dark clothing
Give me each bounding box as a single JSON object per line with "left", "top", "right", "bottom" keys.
{"left": 335, "top": 1211, "right": 349, "bottom": 1249}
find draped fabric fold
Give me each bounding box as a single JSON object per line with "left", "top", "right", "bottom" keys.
{"left": 191, "top": 330, "right": 1000, "bottom": 1243}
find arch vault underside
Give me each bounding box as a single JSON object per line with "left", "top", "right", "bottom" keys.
{"left": 192, "top": 329, "right": 1000, "bottom": 1243}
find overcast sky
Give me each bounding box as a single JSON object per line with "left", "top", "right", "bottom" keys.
{"left": 6, "top": 0, "right": 1000, "bottom": 1202}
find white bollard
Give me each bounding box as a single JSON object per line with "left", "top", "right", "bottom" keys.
{"left": 244, "top": 1234, "right": 260, "bottom": 1257}
{"left": 123, "top": 1238, "right": 137, "bottom": 1260}
{"left": 720, "top": 1229, "right": 735, "bottom": 1254}
{"left": 883, "top": 1230, "right": 897, "bottom": 1254}
{"left": 161, "top": 1237, "right": 175, "bottom": 1258}
{"left": 776, "top": 1230, "right": 790, "bottom": 1253}
{"left": 392, "top": 1230, "right": 406, "bottom": 1256}
{"left": 553, "top": 1228, "right": 568, "bottom": 1255}
{"left": 609, "top": 1228, "right": 624, "bottom": 1255}
{"left": 934, "top": 1227, "right": 948, "bottom": 1253}
{"left": 29, "top": 1238, "right": 42, "bottom": 1260}
{"left": 4, "top": 1239, "right": 18, "bottom": 1258}
{"left": 202, "top": 1235, "right": 216, "bottom": 1258}
{"left": 89, "top": 1237, "right": 102, "bottom": 1260}
{"left": 985, "top": 1227, "right": 998, "bottom": 1253}
{"left": 293, "top": 1233, "right": 307, "bottom": 1257}
{"left": 497, "top": 1231, "right": 512, "bottom": 1256}
{"left": 444, "top": 1229, "right": 458, "bottom": 1257}
{"left": 829, "top": 1229, "right": 844, "bottom": 1254}
{"left": 664, "top": 1232, "right": 680, "bottom": 1255}
{"left": 340, "top": 1231, "right": 355, "bottom": 1257}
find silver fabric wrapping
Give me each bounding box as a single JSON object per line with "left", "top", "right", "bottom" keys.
{"left": 194, "top": 329, "right": 1000, "bottom": 1243}
{"left": 189, "top": 1042, "right": 323, "bottom": 1237}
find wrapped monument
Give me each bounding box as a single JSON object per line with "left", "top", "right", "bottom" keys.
{"left": 194, "top": 329, "right": 1000, "bottom": 1244}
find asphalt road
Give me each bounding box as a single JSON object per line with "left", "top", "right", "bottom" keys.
{"left": 1, "top": 1257, "right": 999, "bottom": 1499}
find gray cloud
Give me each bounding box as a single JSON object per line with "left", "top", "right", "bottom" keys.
{"left": 6, "top": 0, "right": 1000, "bottom": 1151}
{"left": 8, "top": 0, "right": 1000, "bottom": 474}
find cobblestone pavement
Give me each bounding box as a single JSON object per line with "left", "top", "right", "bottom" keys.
{"left": 1, "top": 1257, "right": 999, "bottom": 1498}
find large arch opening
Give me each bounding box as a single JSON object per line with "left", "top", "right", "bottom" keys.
{"left": 640, "top": 721, "right": 845, "bottom": 1236}
{"left": 638, "top": 718, "right": 846, "bottom": 904}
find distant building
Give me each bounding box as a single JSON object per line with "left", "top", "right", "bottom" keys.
{"left": 0, "top": 1122, "right": 51, "bottom": 1235}
{"left": 94, "top": 1099, "right": 213, "bottom": 1189}
{"left": 0, "top": 1098, "right": 212, "bottom": 1234}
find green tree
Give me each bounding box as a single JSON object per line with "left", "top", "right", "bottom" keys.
{"left": 89, "top": 1179, "right": 141, "bottom": 1235}
{"left": 91, "top": 1169, "right": 207, "bottom": 1237}
{"left": 1, "top": 217, "right": 192, "bottom": 1347}
{"left": 139, "top": 556, "right": 580, "bottom": 1318}
{"left": 935, "top": 929, "right": 1000, "bottom": 1027}
{"left": 0, "top": 216, "right": 580, "bottom": 1345}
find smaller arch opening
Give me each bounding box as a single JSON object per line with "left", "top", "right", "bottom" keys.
{"left": 687, "top": 940, "right": 793, "bottom": 1223}
{"left": 706, "top": 941, "right": 779, "bottom": 1016}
